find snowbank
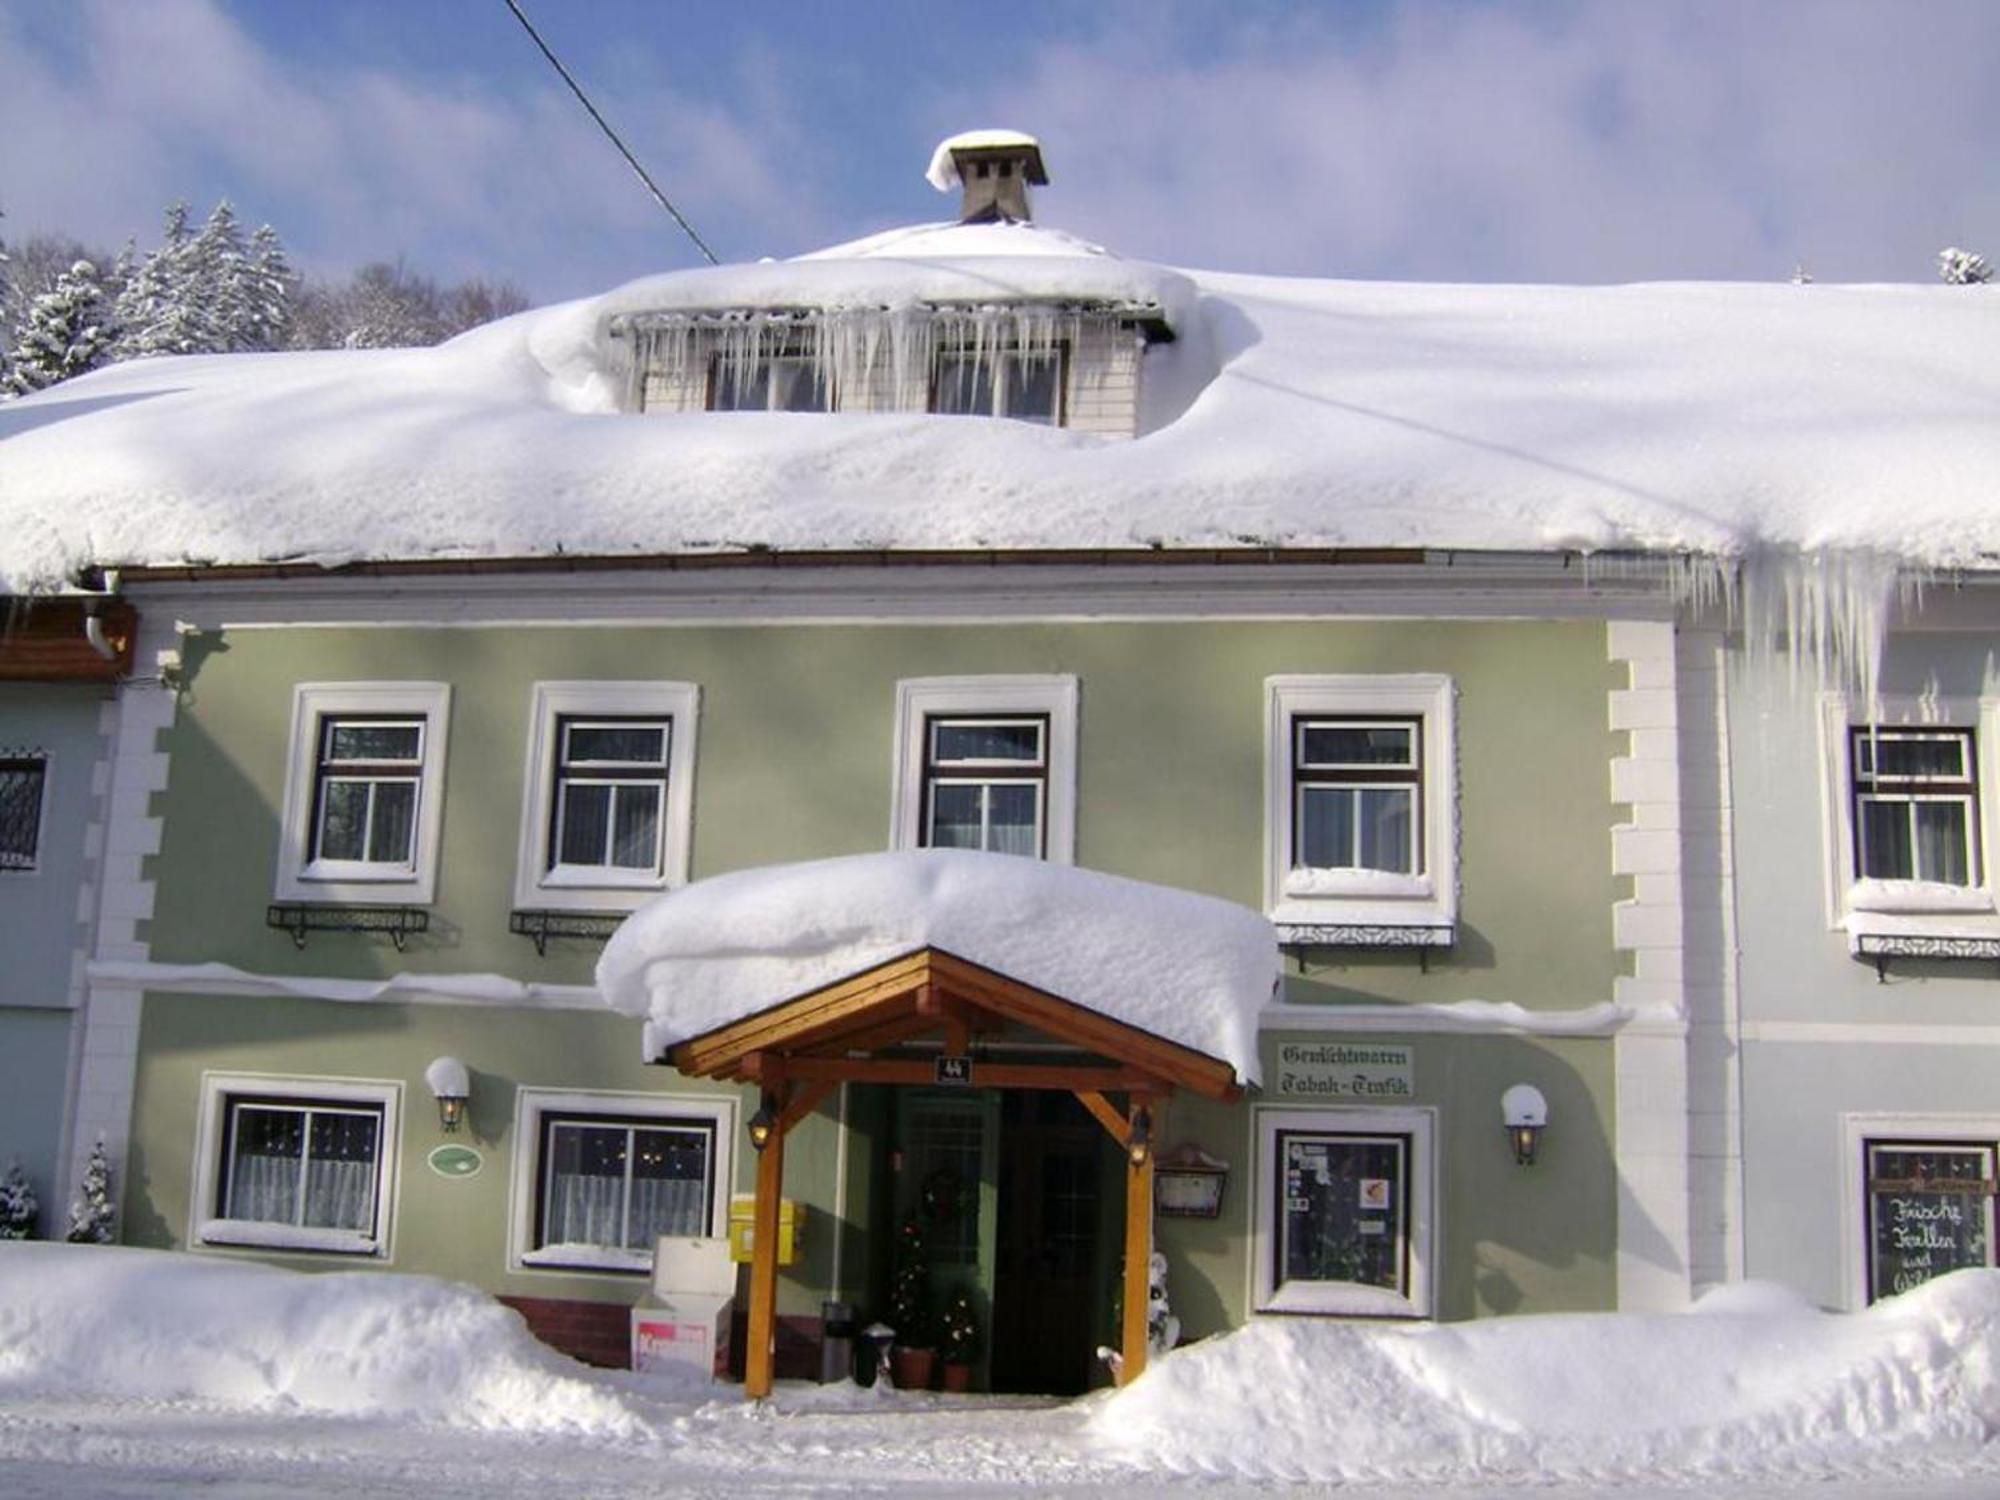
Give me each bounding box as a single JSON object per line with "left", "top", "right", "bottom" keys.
{"left": 596, "top": 849, "right": 1276, "bottom": 1082}
{"left": 1092, "top": 1273, "right": 2000, "bottom": 1483}
{"left": 0, "top": 1242, "right": 647, "bottom": 1435}
{"left": 2, "top": 221, "right": 1998, "bottom": 594}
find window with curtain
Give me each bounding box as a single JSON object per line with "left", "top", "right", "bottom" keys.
{"left": 535, "top": 1114, "right": 716, "bottom": 1264}
{"left": 220, "top": 1098, "right": 383, "bottom": 1234}
{"left": 920, "top": 715, "right": 1047, "bottom": 857}
{"left": 932, "top": 348, "right": 1065, "bottom": 425}
{"left": 1292, "top": 717, "right": 1422, "bottom": 874}
{"left": 709, "top": 352, "right": 830, "bottom": 412}
{"left": 548, "top": 716, "right": 670, "bottom": 877}
{"left": 310, "top": 716, "right": 424, "bottom": 869}
{"left": 1851, "top": 726, "right": 1979, "bottom": 884}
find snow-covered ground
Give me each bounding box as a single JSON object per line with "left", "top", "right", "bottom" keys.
{"left": 6, "top": 1244, "right": 2000, "bottom": 1497}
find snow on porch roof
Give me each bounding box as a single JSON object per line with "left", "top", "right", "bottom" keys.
{"left": 594, "top": 849, "right": 1278, "bottom": 1086}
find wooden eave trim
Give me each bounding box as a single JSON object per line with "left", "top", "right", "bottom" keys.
{"left": 668, "top": 943, "right": 1242, "bottom": 1102}
{"left": 0, "top": 600, "right": 137, "bottom": 681}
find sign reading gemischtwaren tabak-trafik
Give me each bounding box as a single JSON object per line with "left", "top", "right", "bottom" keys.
{"left": 1274, "top": 1041, "right": 1415, "bottom": 1101}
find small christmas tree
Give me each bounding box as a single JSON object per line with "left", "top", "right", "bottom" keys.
{"left": 939, "top": 1290, "right": 980, "bottom": 1366}
{"left": 887, "top": 1216, "right": 932, "bottom": 1348}
{"left": 0, "top": 1158, "right": 38, "bottom": 1239}
{"left": 66, "top": 1139, "right": 115, "bottom": 1245}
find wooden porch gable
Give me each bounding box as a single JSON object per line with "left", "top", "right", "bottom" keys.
{"left": 663, "top": 945, "right": 1242, "bottom": 1400}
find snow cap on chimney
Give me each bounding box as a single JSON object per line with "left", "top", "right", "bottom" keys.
{"left": 926, "top": 130, "right": 1048, "bottom": 224}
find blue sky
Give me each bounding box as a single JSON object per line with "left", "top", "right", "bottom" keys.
{"left": 2, "top": 0, "right": 1997, "bottom": 302}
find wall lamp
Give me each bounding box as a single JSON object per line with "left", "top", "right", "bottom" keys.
{"left": 1126, "top": 1108, "right": 1152, "bottom": 1167}
{"left": 747, "top": 1093, "right": 778, "bottom": 1152}
{"left": 1502, "top": 1083, "right": 1549, "bottom": 1166}
{"left": 424, "top": 1056, "right": 471, "bottom": 1133}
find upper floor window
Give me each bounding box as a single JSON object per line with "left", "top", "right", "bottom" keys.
{"left": 709, "top": 352, "right": 830, "bottom": 413}
{"left": 276, "top": 684, "right": 450, "bottom": 905}
{"left": 891, "top": 676, "right": 1078, "bottom": 864}
{"left": 1851, "top": 727, "right": 1980, "bottom": 885}
{"left": 1265, "top": 676, "right": 1457, "bottom": 945}
{"left": 514, "top": 682, "right": 699, "bottom": 912}
{"left": 922, "top": 716, "right": 1048, "bottom": 856}
{"left": 932, "top": 347, "right": 1065, "bottom": 425}
{"left": 0, "top": 750, "right": 48, "bottom": 871}
{"left": 1293, "top": 719, "right": 1422, "bottom": 876}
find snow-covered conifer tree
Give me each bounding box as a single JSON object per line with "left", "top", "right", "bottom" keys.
{"left": 65, "top": 1137, "right": 115, "bottom": 1244}
{"left": 244, "top": 223, "right": 295, "bottom": 351}
{"left": 6, "top": 259, "right": 114, "bottom": 394}
{"left": 116, "top": 202, "right": 210, "bottom": 357}
{"left": 1937, "top": 247, "right": 1994, "bottom": 285}
{"left": 0, "top": 1158, "right": 37, "bottom": 1238}
{"left": 193, "top": 200, "right": 257, "bottom": 351}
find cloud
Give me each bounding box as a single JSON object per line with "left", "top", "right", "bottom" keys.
{"left": 961, "top": 0, "right": 2000, "bottom": 283}
{"left": 0, "top": 0, "right": 817, "bottom": 298}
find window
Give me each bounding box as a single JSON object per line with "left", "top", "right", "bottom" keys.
{"left": 1265, "top": 676, "right": 1457, "bottom": 943}
{"left": 890, "top": 677, "right": 1079, "bottom": 863}
{"left": 932, "top": 347, "right": 1065, "bottom": 425}
{"left": 922, "top": 716, "right": 1048, "bottom": 856}
{"left": 1254, "top": 1106, "right": 1434, "bottom": 1316}
{"left": 191, "top": 1074, "right": 400, "bottom": 1258}
{"left": 276, "top": 684, "right": 450, "bottom": 904}
{"left": 0, "top": 750, "right": 48, "bottom": 871}
{"left": 1851, "top": 727, "right": 1979, "bottom": 885}
{"left": 509, "top": 1089, "right": 734, "bottom": 1275}
{"left": 709, "top": 352, "right": 830, "bottom": 412}
{"left": 514, "top": 682, "right": 699, "bottom": 911}
{"left": 1843, "top": 1115, "right": 2000, "bottom": 1307}
{"left": 1818, "top": 694, "right": 2000, "bottom": 951}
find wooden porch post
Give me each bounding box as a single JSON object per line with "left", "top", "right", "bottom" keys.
{"left": 745, "top": 1111, "right": 786, "bottom": 1399}
{"left": 1119, "top": 1104, "right": 1154, "bottom": 1386}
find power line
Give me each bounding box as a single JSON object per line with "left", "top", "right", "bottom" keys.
{"left": 500, "top": 0, "right": 721, "bottom": 266}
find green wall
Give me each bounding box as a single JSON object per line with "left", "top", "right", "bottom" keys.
{"left": 128, "top": 617, "right": 1623, "bottom": 1325}
{"left": 0, "top": 1008, "right": 74, "bottom": 1236}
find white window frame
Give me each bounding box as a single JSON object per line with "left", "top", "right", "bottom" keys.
{"left": 513, "top": 682, "right": 699, "bottom": 913}
{"left": 890, "top": 676, "right": 1079, "bottom": 863}
{"left": 931, "top": 345, "right": 1068, "bottom": 426}
{"left": 1251, "top": 1105, "right": 1436, "bottom": 1318}
{"left": 0, "top": 747, "right": 50, "bottom": 876}
{"left": 1841, "top": 1112, "right": 2000, "bottom": 1311}
{"left": 507, "top": 1088, "right": 736, "bottom": 1277}
{"left": 1265, "top": 675, "right": 1457, "bottom": 937}
{"left": 1818, "top": 692, "right": 2000, "bottom": 933}
{"left": 189, "top": 1071, "right": 402, "bottom": 1260}
{"left": 275, "top": 683, "right": 451, "bottom": 904}
{"left": 709, "top": 350, "right": 832, "bottom": 413}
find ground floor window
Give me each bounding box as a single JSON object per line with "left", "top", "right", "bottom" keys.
{"left": 1253, "top": 1106, "right": 1434, "bottom": 1317}
{"left": 511, "top": 1089, "right": 735, "bottom": 1275}
{"left": 1862, "top": 1137, "right": 1997, "bottom": 1303}
{"left": 192, "top": 1074, "right": 400, "bottom": 1257}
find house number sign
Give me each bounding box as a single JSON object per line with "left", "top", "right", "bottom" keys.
{"left": 934, "top": 1055, "right": 973, "bottom": 1086}
{"left": 1274, "top": 1042, "right": 1415, "bottom": 1101}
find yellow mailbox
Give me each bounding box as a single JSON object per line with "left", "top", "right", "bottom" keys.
{"left": 728, "top": 1194, "right": 803, "bottom": 1265}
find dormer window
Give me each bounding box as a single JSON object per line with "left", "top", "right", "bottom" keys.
{"left": 709, "top": 352, "right": 831, "bottom": 413}
{"left": 933, "top": 347, "right": 1065, "bottom": 425}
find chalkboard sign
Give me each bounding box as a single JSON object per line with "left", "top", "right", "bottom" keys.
{"left": 1866, "top": 1141, "right": 1996, "bottom": 1303}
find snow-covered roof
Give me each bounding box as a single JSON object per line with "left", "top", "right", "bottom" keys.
{"left": 594, "top": 849, "right": 1278, "bottom": 1084}
{"left": 2, "top": 207, "right": 1999, "bottom": 594}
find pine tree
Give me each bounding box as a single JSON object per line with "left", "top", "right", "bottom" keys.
{"left": 1937, "top": 247, "right": 1994, "bottom": 285}
{"left": 6, "top": 259, "right": 114, "bottom": 394}
{"left": 0, "top": 1158, "right": 37, "bottom": 1239}
{"left": 193, "top": 200, "right": 256, "bottom": 352}
{"left": 887, "top": 1217, "right": 933, "bottom": 1348}
{"left": 116, "top": 202, "right": 206, "bottom": 357}
{"left": 65, "top": 1138, "right": 115, "bottom": 1244}
{"left": 244, "top": 223, "right": 294, "bottom": 351}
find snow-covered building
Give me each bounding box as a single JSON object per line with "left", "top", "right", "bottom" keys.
{"left": 2, "top": 131, "right": 1997, "bottom": 1388}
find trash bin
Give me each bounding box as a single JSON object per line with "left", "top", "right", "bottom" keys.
{"left": 820, "top": 1300, "right": 855, "bottom": 1384}
{"left": 631, "top": 1235, "right": 736, "bottom": 1380}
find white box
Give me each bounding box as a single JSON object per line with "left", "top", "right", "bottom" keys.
{"left": 632, "top": 1235, "right": 736, "bottom": 1378}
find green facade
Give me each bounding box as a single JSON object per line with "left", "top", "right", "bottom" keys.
{"left": 127, "top": 616, "right": 1624, "bottom": 1350}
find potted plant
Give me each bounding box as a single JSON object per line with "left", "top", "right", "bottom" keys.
{"left": 938, "top": 1290, "right": 980, "bottom": 1392}
{"left": 887, "top": 1216, "right": 934, "bottom": 1389}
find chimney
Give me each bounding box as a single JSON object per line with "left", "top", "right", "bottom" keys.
{"left": 927, "top": 131, "right": 1049, "bottom": 224}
